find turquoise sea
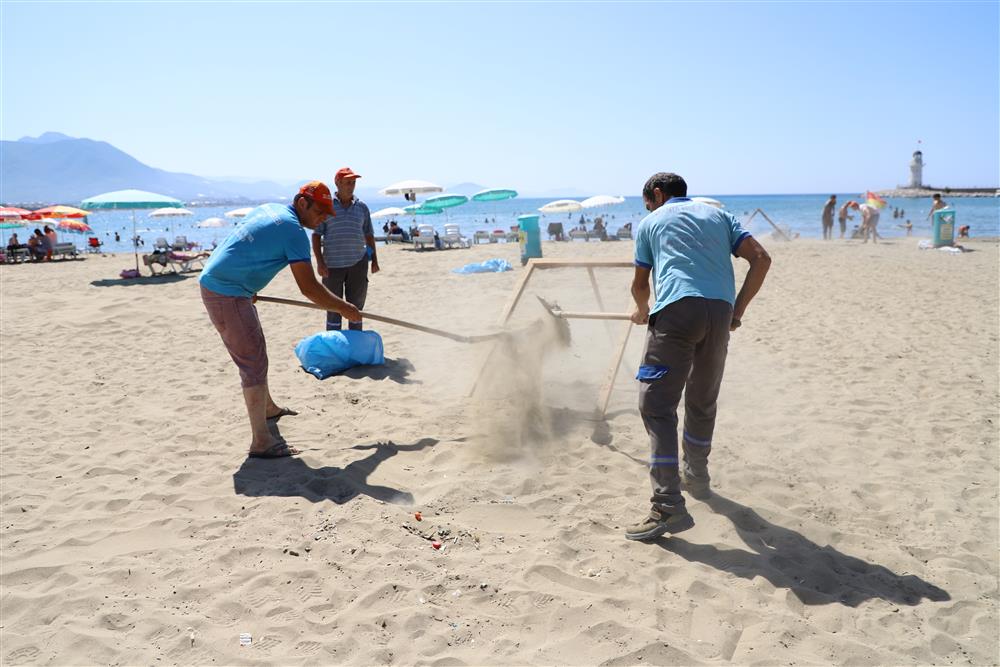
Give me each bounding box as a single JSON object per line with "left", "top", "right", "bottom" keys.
{"left": 33, "top": 194, "right": 999, "bottom": 254}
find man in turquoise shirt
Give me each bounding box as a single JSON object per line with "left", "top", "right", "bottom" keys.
{"left": 200, "top": 181, "right": 361, "bottom": 459}
{"left": 625, "top": 172, "right": 771, "bottom": 541}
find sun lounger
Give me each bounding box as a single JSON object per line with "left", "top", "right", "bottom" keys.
{"left": 52, "top": 242, "right": 80, "bottom": 259}
{"left": 473, "top": 230, "right": 491, "bottom": 244}
{"left": 172, "top": 236, "right": 194, "bottom": 251}
{"left": 413, "top": 224, "right": 437, "bottom": 250}
{"left": 168, "top": 251, "right": 208, "bottom": 272}
{"left": 153, "top": 237, "right": 170, "bottom": 251}
{"left": 143, "top": 252, "right": 173, "bottom": 275}
{"left": 442, "top": 224, "right": 470, "bottom": 248}
{"left": 569, "top": 229, "right": 591, "bottom": 241}
{"left": 491, "top": 230, "right": 506, "bottom": 243}
{"left": 616, "top": 227, "right": 633, "bottom": 240}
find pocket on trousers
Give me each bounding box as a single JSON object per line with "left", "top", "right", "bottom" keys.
{"left": 636, "top": 364, "right": 669, "bottom": 382}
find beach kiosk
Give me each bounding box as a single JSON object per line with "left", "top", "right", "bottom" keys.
{"left": 518, "top": 214, "right": 542, "bottom": 265}
{"left": 932, "top": 208, "right": 956, "bottom": 247}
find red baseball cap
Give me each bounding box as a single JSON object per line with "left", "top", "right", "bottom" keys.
{"left": 298, "top": 181, "right": 335, "bottom": 215}
{"left": 334, "top": 167, "right": 362, "bottom": 185}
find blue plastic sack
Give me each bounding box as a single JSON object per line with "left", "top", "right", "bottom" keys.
{"left": 294, "top": 330, "right": 385, "bottom": 379}
{"left": 451, "top": 258, "right": 513, "bottom": 274}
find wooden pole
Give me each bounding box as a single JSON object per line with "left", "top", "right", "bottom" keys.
{"left": 599, "top": 319, "right": 634, "bottom": 418}
{"left": 748, "top": 208, "right": 790, "bottom": 241}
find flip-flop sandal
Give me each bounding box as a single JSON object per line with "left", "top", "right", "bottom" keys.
{"left": 247, "top": 441, "right": 300, "bottom": 459}
{"left": 266, "top": 407, "right": 299, "bottom": 422}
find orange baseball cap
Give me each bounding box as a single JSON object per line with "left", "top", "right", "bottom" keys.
{"left": 298, "top": 181, "right": 335, "bottom": 215}
{"left": 334, "top": 167, "right": 362, "bottom": 185}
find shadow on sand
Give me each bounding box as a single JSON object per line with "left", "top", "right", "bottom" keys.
{"left": 90, "top": 273, "right": 193, "bottom": 288}
{"left": 655, "top": 492, "right": 950, "bottom": 607}
{"left": 339, "top": 357, "right": 419, "bottom": 384}
{"left": 233, "top": 437, "right": 439, "bottom": 506}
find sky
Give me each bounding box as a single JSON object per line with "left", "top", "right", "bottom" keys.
{"left": 2, "top": 1, "right": 998, "bottom": 195}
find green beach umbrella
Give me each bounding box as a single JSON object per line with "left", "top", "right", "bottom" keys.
{"left": 422, "top": 193, "right": 469, "bottom": 210}
{"left": 471, "top": 188, "right": 518, "bottom": 202}
{"left": 81, "top": 189, "right": 184, "bottom": 272}
{"left": 0, "top": 220, "right": 26, "bottom": 229}
{"left": 403, "top": 204, "right": 443, "bottom": 216}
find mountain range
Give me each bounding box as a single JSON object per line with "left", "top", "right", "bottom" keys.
{"left": 1, "top": 133, "right": 293, "bottom": 205}
{"left": 1, "top": 132, "right": 589, "bottom": 205}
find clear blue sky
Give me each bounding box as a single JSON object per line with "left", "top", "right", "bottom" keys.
{"left": 2, "top": 1, "right": 997, "bottom": 195}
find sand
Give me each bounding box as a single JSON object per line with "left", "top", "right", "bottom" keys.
{"left": 1, "top": 235, "right": 998, "bottom": 665}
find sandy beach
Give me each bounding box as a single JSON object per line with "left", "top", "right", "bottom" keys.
{"left": 1, "top": 235, "right": 997, "bottom": 665}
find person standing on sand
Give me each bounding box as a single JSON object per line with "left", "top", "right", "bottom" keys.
{"left": 821, "top": 195, "right": 836, "bottom": 240}
{"left": 927, "top": 193, "right": 948, "bottom": 221}
{"left": 625, "top": 172, "right": 771, "bottom": 541}
{"left": 837, "top": 201, "right": 853, "bottom": 239}
{"left": 199, "top": 182, "right": 361, "bottom": 459}
{"left": 312, "top": 167, "right": 379, "bottom": 331}
{"left": 850, "top": 200, "right": 880, "bottom": 243}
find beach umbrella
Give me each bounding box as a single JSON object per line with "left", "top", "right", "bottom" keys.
{"left": 471, "top": 188, "right": 518, "bottom": 202}
{"left": 0, "top": 206, "right": 33, "bottom": 219}
{"left": 0, "top": 220, "right": 26, "bottom": 229}
{"left": 379, "top": 179, "right": 443, "bottom": 203}
{"left": 225, "top": 207, "right": 254, "bottom": 218}
{"left": 80, "top": 189, "right": 184, "bottom": 272}
{"left": 403, "top": 204, "right": 443, "bottom": 216}
{"left": 197, "top": 217, "right": 226, "bottom": 228}
{"left": 371, "top": 207, "right": 408, "bottom": 219}
{"left": 33, "top": 205, "right": 90, "bottom": 219}
{"left": 422, "top": 193, "right": 469, "bottom": 210}
{"left": 864, "top": 191, "right": 888, "bottom": 209}
{"left": 691, "top": 196, "right": 724, "bottom": 209}
{"left": 539, "top": 199, "right": 583, "bottom": 215}
{"left": 55, "top": 219, "right": 93, "bottom": 234}
{"left": 149, "top": 207, "right": 194, "bottom": 217}
{"left": 580, "top": 195, "right": 625, "bottom": 209}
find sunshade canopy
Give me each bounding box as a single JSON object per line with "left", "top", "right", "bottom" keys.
{"left": 539, "top": 199, "right": 583, "bottom": 214}
{"left": 580, "top": 195, "right": 625, "bottom": 209}
{"left": 34, "top": 205, "right": 90, "bottom": 218}
{"left": 149, "top": 207, "right": 194, "bottom": 217}
{"left": 197, "top": 217, "right": 226, "bottom": 228}
{"left": 471, "top": 188, "right": 518, "bottom": 202}
{"left": 403, "top": 204, "right": 442, "bottom": 215}
{"left": 80, "top": 189, "right": 183, "bottom": 210}
{"left": 379, "top": 179, "right": 444, "bottom": 196}
{"left": 225, "top": 207, "right": 254, "bottom": 218}
{"left": 422, "top": 193, "right": 469, "bottom": 209}
{"left": 0, "top": 207, "right": 34, "bottom": 220}
{"left": 371, "top": 207, "right": 408, "bottom": 219}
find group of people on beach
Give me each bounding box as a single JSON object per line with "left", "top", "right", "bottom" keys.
{"left": 821, "top": 193, "right": 955, "bottom": 241}
{"left": 6, "top": 225, "right": 57, "bottom": 261}
{"left": 197, "top": 168, "right": 773, "bottom": 543}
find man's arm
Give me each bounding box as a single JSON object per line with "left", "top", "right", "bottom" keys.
{"left": 365, "top": 234, "right": 379, "bottom": 274}
{"left": 732, "top": 236, "right": 771, "bottom": 330}
{"left": 630, "top": 266, "right": 652, "bottom": 325}
{"left": 311, "top": 234, "right": 328, "bottom": 277}
{"left": 289, "top": 261, "right": 361, "bottom": 321}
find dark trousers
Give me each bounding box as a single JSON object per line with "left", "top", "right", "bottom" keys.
{"left": 322, "top": 257, "right": 368, "bottom": 330}
{"left": 638, "top": 297, "right": 732, "bottom": 513}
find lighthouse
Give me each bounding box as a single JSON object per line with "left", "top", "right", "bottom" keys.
{"left": 909, "top": 150, "right": 924, "bottom": 188}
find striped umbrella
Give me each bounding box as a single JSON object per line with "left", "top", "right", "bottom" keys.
{"left": 34, "top": 205, "right": 89, "bottom": 219}
{"left": 56, "top": 219, "right": 93, "bottom": 234}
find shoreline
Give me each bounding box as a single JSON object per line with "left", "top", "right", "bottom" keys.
{"left": 877, "top": 186, "right": 998, "bottom": 198}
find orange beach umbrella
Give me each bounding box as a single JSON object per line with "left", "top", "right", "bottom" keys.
{"left": 34, "top": 205, "right": 89, "bottom": 219}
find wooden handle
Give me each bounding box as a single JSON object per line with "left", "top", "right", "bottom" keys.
{"left": 255, "top": 295, "right": 502, "bottom": 344}
{"left": 554, "top": 311, "right": 632, "bottom": 321}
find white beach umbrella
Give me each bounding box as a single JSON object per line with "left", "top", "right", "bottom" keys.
{"left": 197, "top": 217, "right": 226, "bottom": 228}
{"left": 580, "top": 195, "right": 625, "bottom": 209}
{"left": 691, "top": 196, "right": 724, "bottom": 209}
{"left": 539, "top": 199, "right": 583, "bottom": 214}
{"left": 371, "top": 206, "right": 408, "bottom": 219}
{"left": 225, "top": 207, "right": 254, "bottom": 218}
{"left": 378, "top": 179, "right": 444, "bottom": 202}
{"left": 149, "top": 207, "right": 194, "bottom": 217}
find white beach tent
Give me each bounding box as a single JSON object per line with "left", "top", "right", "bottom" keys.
{"left": 580, "top": 195, "right": 625, "bottom": 209}
{"left": 197, "top": 217, "right": 226, "bottom": 228}
{"left": 149, "top": 207, "right": 194, "bottom": 217}
{"left": 378, "top": 180, "right": 443, "bottom": 202}
{"left": 539, "top": 199, "right": 584, "bottom": 214}
{"left": 371, "top": 207, "right": 408, "bottom": 219}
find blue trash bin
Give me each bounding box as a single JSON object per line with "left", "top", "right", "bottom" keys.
{"left": 933, "top": 209, "right": 956, "bottom": 247}
{"left": 518, "top": 214, "right": 542, "bottom": 266}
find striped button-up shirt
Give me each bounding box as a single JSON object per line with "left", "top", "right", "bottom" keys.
{"left": 314, "top": 197, "right": 373, "bottom": 268}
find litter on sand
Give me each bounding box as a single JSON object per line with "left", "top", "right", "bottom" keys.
{"left": 452, "top": 258, "right": 513, "bottom": 274}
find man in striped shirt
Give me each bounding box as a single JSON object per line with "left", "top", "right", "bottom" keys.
{"left": 312, "top": 167, "right": 380, "bottom": 330}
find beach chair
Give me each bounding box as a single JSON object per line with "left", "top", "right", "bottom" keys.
{"left": 569, "top": 228, "right": 590, "bottom": 241}
{"left": 168, "top": 251, "right": 208, "bottom": 272}
{"left": 616, "top": 227, "right": 633, "bottom": 240}
{"left": 473, "top": 230, "right": 491, "bottom": 244}
{"left": 386, "top": 233, "right": 405, "bottom": 244}
{"left": 491, "top": 229, "right": 506, "bottom": 243}
{"left": 86, "top": 237, "right": 104, "bottom": 253}
{"left": 413, "top": 224, "right": 437, "bottom": 251}
{"left": 442, "top": 223, "right": 469, "bottom": 248}
{"left": 172, "top": 236, "right": 192, "bottom": 251}
{"left": 153, "top": 237, "right": 170, "bottom": 251}
{"left": 52, "top": 242, "right": 79, "bottom": 259}
{"left": 142, "top": 251, "right": 174, "bottom": 275}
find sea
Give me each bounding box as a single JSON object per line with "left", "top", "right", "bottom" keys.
{"left": 37, "top": 194, "right": 1000, "bottom": 254}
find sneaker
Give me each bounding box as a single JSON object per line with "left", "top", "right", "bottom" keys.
{"left": 624, "top": 509, "right": 694, "bottom": 541}
{"left": 682, "top": 467, "right": 712, "bottom": 500}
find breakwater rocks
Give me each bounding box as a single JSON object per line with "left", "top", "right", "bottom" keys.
{"left": 878, "top": 187, "right": 998, "bottom": 198}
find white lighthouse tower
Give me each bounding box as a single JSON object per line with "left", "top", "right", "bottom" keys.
{"left": 909, "top": 150, "right": 924, "bottom": 188}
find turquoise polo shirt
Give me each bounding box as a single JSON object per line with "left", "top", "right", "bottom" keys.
{"left": 199, "top": 203, "right": 311, "bottom": 298}
{"left": 634, "top": 197, "right": 751, "bottom": 315}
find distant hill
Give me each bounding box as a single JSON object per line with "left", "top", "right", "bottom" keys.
{"left": 447, "top": 182, "right": 489, "bottom": 196}
{"left": 1, "top": 133, "right": 288, "bottom": 205}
